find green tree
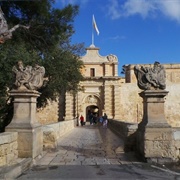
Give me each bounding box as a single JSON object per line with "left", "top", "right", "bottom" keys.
{"left": 0, "top": 0, "right": 85, "bottom": 131}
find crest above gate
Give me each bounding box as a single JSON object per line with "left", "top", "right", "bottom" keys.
{"left": 85, "top": 95, "right": 98, "bottom": 104}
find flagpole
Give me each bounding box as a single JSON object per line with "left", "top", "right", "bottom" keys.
{"left": 92, "top": 29, "right": 94, "bottom": 45}
{"left": 92, "top": 15, "right": 94, "bottom": 45}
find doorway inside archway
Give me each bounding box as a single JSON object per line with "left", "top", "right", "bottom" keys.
{"left": 86, "top": 105, "right": 99, "bottom": 122}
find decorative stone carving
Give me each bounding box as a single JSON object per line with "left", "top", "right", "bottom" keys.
{"left": 134, "top": 61, "right": 166, "bottom": 90}
{"left": 107, "top": 54, "right": 117, "bottom": 62}
{"left": 7, "top": 61, "right": 46, "bottom": 158}
{"left": 12, "top": 61, "right": 47, "bottom": 90}
{"left": 86, "top": 95, "right": 97, "bottom": 104}
{"left": 0, "top": 7, "right": 29, "bottom": 43}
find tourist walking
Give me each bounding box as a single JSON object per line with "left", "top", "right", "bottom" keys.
{"left": 89, "top": 113, "right": 94, "bottom": 125}
{"left": 93, "top": 115, "right": 97, "bottom": 124}
{"left": 99, "top": 116, "right": 103, "bottom": 125}
{"left": 103, "top": 113, "right": 108, "bottom": 128}
{"left": 80, "top": 115, "right": 84, "bottom": 126}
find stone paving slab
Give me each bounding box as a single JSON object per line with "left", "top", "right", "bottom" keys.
{"left": 17, "top": 125, "right": 180, "bottom": 179}
{"left": 17, "top": 164, "right": 178, "bottom": 179}
{"left": 35, "top": 125, "right": 136, "bottom": 166}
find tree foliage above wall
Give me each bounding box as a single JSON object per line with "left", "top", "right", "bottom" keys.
{"left": 0, "top": 0, "right": 85, "bottom": 131}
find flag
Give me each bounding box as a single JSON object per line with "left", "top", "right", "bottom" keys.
{"left": 92, "top": 14, "right": 99, "bottom": 35}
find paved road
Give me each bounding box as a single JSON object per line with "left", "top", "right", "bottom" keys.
{"left": 17, "top": 125, "right": 180, "bottom": 179}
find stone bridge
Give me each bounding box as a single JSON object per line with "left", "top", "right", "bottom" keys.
{"left": 1, "top": 122, "right": 180, "bottom": 179}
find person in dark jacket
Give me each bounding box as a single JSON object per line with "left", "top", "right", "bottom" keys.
{"left": 103, "top": 113, "right": 108, "bottom": 128}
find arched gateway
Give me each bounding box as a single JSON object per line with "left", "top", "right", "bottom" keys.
{"left": 63, "top": 44, "right": 124, "bottom": 121}
{"left": 84, "top": 95, "right": 101, "bottom": 122}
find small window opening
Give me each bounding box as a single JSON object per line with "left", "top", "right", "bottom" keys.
{"left": 90, "top": 68, "right": 95, "bottom": 77}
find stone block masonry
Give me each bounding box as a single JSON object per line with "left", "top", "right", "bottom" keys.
{"left": 0, "top": 132, "right": 18, "bottom": 166}
{"left": 42, "top": 120, "right": 76, "bottom": 151}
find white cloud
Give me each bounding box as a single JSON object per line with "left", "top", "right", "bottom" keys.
{"left": 109, "top": 35, "right": 126, "bottom": 40}
{"left": 107, "top": 0, "right": 122, "bottom": 19}
{"left": 158, "top": 1, "right": 180, "bottom": 22}
{"left": 107, "top": 0, "right": 180, "bottom": 23}
{"left": 123, "top": 0, "right": 156, "bottom": 18}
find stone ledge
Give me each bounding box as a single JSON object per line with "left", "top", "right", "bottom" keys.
{"left": 0, "top": 132, "right": 18, "bottom": 144}
{"left": 0, "top": 158, "right": 32, "bottom": 179}
{"left": 42, "top": 120, "right": 75, "bottom": 151}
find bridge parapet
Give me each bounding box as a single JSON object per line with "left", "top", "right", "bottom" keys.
{"left": 108, "top": 119, "right": 138, "bottom": 152}
{"left": 42, "top": 119, "right": 76, "bottom": 151}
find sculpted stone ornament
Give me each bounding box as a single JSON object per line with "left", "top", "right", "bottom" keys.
{"left": 0, "top": 7, "right": 29, "bottom": 43}
{"left": 134, "top": 61, "right": 166, "bottom": 90}
{"left": 107, "top": 54, "right": 118, "bottom": 62}
{"left": 12, "top": 61, "right": 47, "bottom": 91}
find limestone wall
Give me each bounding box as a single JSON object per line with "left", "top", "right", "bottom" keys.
{"left": 165, "top": 83, "right": 180, "bottom": 127}
{"left": 0, "top": 132, "right": 18, "bottom": 166}
{"left": 35, "top": 82, "right": 180, "bottom": 127}
{"left": 119, "top": 82, "right": 180, "bottom": 127}
{"left": 119, "top": 83, "right": 143, "bottom": 123}
{"left": 172, "top": 128, "right": 180, "bottom": 161}
{"left": 42, "top": 120, "right": 76, "bottom": 150}
{"left": 37, "top": 99, "right": 59, "bottom": 125}
{"left": 35, "top": 62, "right": 180, "bottom": 128}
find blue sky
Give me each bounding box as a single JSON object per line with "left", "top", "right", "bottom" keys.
{"left": 55, "top": 0, "right": 180, "bottom": 75}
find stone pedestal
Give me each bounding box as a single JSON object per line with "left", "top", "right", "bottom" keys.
{"left": 6, "top": 90, "right": 43, "bottom": 159}
{"left": 144, "top": 127, "right": 173, "bottom": 163}
{"left": 140, "top": 90, "right": 170, "bottom": 128}
{"left": 137, "top": 90, "right": 173, "bottom": 163}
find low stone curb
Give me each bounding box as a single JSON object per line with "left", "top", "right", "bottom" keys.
{"left": 0, "top": 158, "right": 32, "bottom": 179}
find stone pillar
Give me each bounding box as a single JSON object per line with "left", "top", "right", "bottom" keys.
{"left": 105, "top": 64, "right": 109, "bottom": 76}
{"left": 75, "top": 92, "right": 81, "bottom": 126}
{"left": 6, "top": 90, "right": 43, "bottom": 159}
{"left": 104, "top": 85, "right": 112, "bottom": 118}
{"left": 114, "top": 64, "right": 118, "bottom": 76}
{"left": 137, "top": 90, "right": 173, "bottom": 163}
{"left": 64, "top": 92, "right": 74, "bottom": 120}
{"left": 113, "top": 85, "right": 121, "bottom": 119}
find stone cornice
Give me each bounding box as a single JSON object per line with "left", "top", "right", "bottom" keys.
{"left": 125, "top": 63, "right": 180, "bottom": 70}
{"left": 83, "top": 76, "right": 122, "bottom": 81}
